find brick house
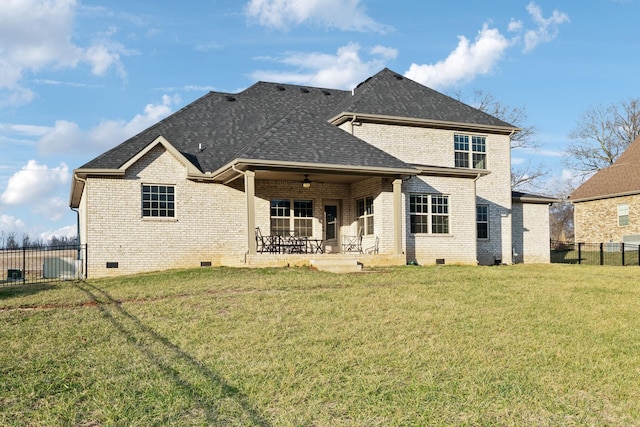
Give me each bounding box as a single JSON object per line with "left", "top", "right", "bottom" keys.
{"left": 570, "top": 135, "right": 640, "bottom": 244}
{"left": 69, "top": 68, "right": 554, "bottom": 277}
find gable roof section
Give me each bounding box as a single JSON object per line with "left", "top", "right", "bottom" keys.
{"left": 79, "top": 79, "right": 413, "bottom": 176}
{"left": 329, "top": 68, "right": 519, "bottom": 133}
{"left": 570, "top": 135, "right": 640, "bottom": 202}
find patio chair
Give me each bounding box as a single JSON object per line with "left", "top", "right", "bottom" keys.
{"left": 342, "top": 232, "right": 363, "bottom": 253}
{"left": 364, "top": 236, "right": 379, "bottom": 254}
{"left": 255, "top": 227, "right": 279, "bottom": 253}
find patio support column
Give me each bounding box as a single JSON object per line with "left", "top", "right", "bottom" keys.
{"left": 245, "top": 170, "right": 256, "bottom": 255}
{"left": 393, "top": 178, "right": 403, "bottom": 255}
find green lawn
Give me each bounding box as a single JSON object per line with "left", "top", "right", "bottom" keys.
{"left": 2, "top": 264, "right": 640, "bottom": 426}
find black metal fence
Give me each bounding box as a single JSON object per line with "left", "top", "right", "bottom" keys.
{"left": 0, "top": 244, "right": 87, "bottom": 285}
{"left": 551, "top": 241, "right": 640, "bottom": 266}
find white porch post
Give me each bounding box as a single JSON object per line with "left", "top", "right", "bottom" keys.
{"left": 245, "top": 170, "right": 256, "bottom": 255}
{"left": 393, "top": 178, "right": 403, "bottom": 256}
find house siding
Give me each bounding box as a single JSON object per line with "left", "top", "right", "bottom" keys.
{"left": 403, "top": 175, "right": 477, "bottom": 265}
{"left": 574, "top": 194, "right": 640, "bottom": 243}
{"left": 82, "top": 146, "right": 246, "bottom": 277}
{"left": 344, "top": 122, "right": 512, "bottom": 265}
{"left": 512, "top": 202, "right": 551, "bottom": 263}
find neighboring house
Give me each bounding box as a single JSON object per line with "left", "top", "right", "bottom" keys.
{"left": 570, "top": 135, "right": 640, "bottom": 244}
{"left": 69, "top": 68, "right": 553, "bottom": 277}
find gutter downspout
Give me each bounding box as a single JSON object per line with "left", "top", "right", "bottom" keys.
{"left": 473, "top": 172, "right": 482, "bottom": 265}
{"left": 350, "top": 115, "right": 358, "bottom": 135}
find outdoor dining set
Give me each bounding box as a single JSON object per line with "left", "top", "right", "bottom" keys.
{"left": 255, "top": 228, "right": 324, "bottom": 254}
{"left": 255, "top": 228, "right": 379, "bottom": 255}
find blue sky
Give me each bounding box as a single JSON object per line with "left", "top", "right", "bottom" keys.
{"left": 0, "top": 0, "right": 638, "bottom": 241}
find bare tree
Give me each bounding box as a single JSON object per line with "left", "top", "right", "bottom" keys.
{"left": 455, "top": 89, "right": 545, "bottom": 190}
{"left": 549, "top": 200, "right": 574, "bottom": 243}
{"left": 465, "top": 89, "right": 537, "bottom": 150}
{"left": 565, "top": 98, "right": 640, "bottom": 175}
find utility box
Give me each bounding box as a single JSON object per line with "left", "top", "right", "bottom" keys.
{"left": 43, "top": 258, "right": 81, "bottom": 280}
{"left": 7, "top": 269, "right": 22, "bottom": 280}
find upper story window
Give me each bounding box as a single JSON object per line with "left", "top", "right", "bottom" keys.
{"left": 455, "top": 134, "right": 486, "bottom": 169}
{"left": 142, "top": 185, "right": 175, "bottom": 218}
{"left": 356, "top": 196, "right": 374, "bottom": 235}
{"left": 271, "top": 199, "right": 313, "bottom": 237}
{"left": 618, "top": 204, "right": 629, "bottom": 226}
{"left": 409, "top": 194, "right": 449, "bottom": 234}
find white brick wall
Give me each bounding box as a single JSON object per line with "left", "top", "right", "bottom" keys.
{"left": 403, "top": 176, "right": 477, "bottom": 265}
{"left": 83, "top": 146, "right": 246, "bottom": 277}
{"left": 512, "top": 202, "right": 551, "bottom": 263}
{"left": 81, "top": 120, "right": 520, "bottom": 276}
{"left": 343, "top": 121, "right": 513, "bottom": 265}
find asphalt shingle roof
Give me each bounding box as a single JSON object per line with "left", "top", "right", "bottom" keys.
{"left": 79, "top": 68, "right": 515, "bottom": 175}
{"left": 570, "top": 135, "right": 640, "bottom": 201}
{"left": 331, "top": 68, "right": 517, "bottom": 129}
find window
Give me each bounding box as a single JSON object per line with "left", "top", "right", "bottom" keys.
{"left": 455, "top": 134, "right": 486, "bottom": 169}
{"left": 477, "top": 205, "right": 489, "bottom": 239}
{"left": 142, "top": 185, "right": 175, "bottom": 218}
{"left": 618, "top": 204, "right": 629, "bottom": 226}
{"left": 454, "top": 134, "right": 469, "bottom": 168}
{"left": 356, "top": 196, "right": 374, "bottom": 235}
{"left": 410, "top": 194, "right": 449, "bottom": 234}
{"left": 270, "top": 199, "right": 313, "bottom": 237}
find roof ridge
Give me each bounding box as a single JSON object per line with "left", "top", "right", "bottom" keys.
{"left": 232, "top": 106, "right": 303, "bottom": 158}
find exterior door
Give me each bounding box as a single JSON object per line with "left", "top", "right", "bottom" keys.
{"left": 323, "top": 203, "right": 339, "bottom": 253}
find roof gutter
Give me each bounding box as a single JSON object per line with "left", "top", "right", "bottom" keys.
{"left": 569, "top": 189, "right": 640, "bottom": 203}
{"left": 329, "top": 112, "right": 520, "bottom": 135}
{"left": 208, "top": 158, "right": 418, "bottom": 182}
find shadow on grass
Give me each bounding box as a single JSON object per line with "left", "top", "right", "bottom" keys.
{"left": 0, "top": 282, "right": 57, "bottom": 300}
{"left": 74, "top": 282, "right": 270, "bottom": 426}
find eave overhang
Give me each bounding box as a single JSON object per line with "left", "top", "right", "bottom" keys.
{"left": 513, "top": 195, "right": 560, "bottom": 204}
{"left": 69, "top": 135, "right": 201, "bottom": 208}
{"left": 204, "top": 158, "right": 420, "bottom": 184}
{"left": 329, "top": 112, "right": 520, "bottom": 135}
{"left": 569, "top": 189, "right": 640, "bottom": 203}
{"left": 412, "top": 164, "right": 491, "bottom": 179}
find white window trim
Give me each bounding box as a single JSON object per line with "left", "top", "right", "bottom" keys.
{"left": 356, "top": 196, "right": 374, "bottom": 235}
{"left": 141, "top": 183, "right": 177, "bottom": 220}
{"left": 477, "top": 204, "right": 489, "bottom": 240}
{"left": 409, "top": 194, "right": 450, "bottom": 235}
{"left": 455, "top": 133, "right": 487, "bottom": 169}
{"left": 618, "top": 204, "right": 630, "bottom": 227}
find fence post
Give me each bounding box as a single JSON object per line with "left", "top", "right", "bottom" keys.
{"left": 621, "top": 243, "right": 625, "bottom": 266}
{"left": 599, "top": 242, "right": 604, "bottom": 265}
{"left": 578, "top": 242, "right": 582, "bottom": 264}
{"left": 22, "top": 245, "right": 26, "bottom": 284}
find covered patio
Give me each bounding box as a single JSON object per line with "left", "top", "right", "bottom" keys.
{"left": 212, "top": 160, "right": 415, "bottom": 267}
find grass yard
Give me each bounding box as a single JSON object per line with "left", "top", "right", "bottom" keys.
{"left": 2, "top": 264, "right": 640, "bottom": 426}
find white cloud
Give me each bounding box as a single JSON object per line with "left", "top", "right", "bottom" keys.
{"left": 0, "top": 214, "right": 26, "bottom": 231}
{"left": 518, "top": 2, "right": 570, "bottom": 52}
{"left": 404, "top": 24, "right": 510, "bottom": 90}
{"left": 403, "top": 3, "right": 568, "bottom": 89}
{"left": 39, "top": 224, "right": 77, "bottom": 241}
{"left": 251, "top": 42, "right": 396, "bottom": 89}
{"left": 245, "top": 0, "right": 392, "bottom": 33}
{"left": 33, "top": 197, "right": 68, "bottom": 222}
{"left": 37, "top": 94, "right": 179, "bottom": 154}
{"left": 0, "top": 0, "right": 130, "bottom": 104}
{"left": 0, "top": 160, "right": 70, "bottom": 206}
